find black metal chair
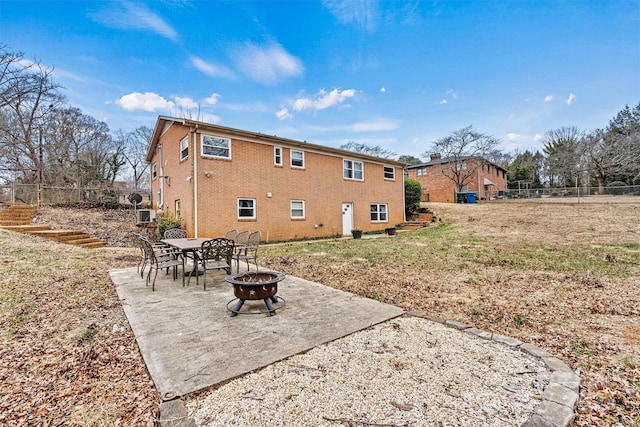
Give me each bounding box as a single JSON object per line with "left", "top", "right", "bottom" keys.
{"left": 134, "top": 233, "right": 171, "bottom": 277}
{"left": 192, "top": 238, "right": 235, "bottom": 290}
{"left": 139, "top": 237, "right": 184, "bottom": 291}
{"left": 233, "top": 230, "right": 261, "bottom": 273}
{"left": 164, "top": 228, "right": 188, "bottom": 239}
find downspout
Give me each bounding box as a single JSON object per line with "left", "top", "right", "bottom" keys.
{"left": 192, "top": 125, "right": 199, "bottom": 237}
{"left": 402, "top": 167, "right": 407, "bottom": 222}
{"left": 158, "top": 143, "right": 164, "bottom": 210}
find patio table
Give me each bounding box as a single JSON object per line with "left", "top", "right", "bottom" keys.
{"left": 161, "top": 238, "right": 211, "bottom": 277}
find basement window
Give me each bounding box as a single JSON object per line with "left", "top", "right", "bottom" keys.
{"left": 237, "top": 198, "right": 256, "bottom": 219}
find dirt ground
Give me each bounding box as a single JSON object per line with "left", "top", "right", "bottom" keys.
{"left": 2, "top": 196, "right": 639, "bottom": 426}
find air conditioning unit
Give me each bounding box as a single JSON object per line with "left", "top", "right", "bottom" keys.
{"left": 135, "top": 209, "right": 156, "bottom": 225}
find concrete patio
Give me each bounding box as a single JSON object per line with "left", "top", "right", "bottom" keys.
{"left": 109, "top": 263, "right": 405, "bottom": 399}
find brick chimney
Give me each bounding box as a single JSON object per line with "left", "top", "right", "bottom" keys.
{"left": 430, "top": 153, "right": 441, "bottom": 161}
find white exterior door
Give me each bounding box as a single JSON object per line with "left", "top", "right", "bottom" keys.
{"left": 342, "top": 203, "right": 354, "bottom": 235}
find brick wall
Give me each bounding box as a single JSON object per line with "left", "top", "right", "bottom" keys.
{"left": 407, "top": 159, "right": 507, "bottom": 203}
{"left": 150, "top": 121, "right": 404, "bottom": 241}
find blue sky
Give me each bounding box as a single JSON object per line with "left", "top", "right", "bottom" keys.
{"left": 1, "top": 0, "right": 638, "bottom": 157}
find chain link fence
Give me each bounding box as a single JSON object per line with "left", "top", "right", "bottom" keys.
{"left": 500, "top": 185, "right": 640, "bottom": 199}
{"left": 0, "top": 184, "right": 150, "bottom": 207}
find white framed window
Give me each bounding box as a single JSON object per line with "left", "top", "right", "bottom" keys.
{"left": 343, "top": 159, "right": 364, "bottom": 180}
{"left": 237, "top": 198, "right": 256, "bottom": 219}
{"left": 291, "top": 150, "right": 305, "bottom": 168}
{"left": 416, "top": 167, "right": 426, "bottom": 177}
{"left": 151, "top": 163, "right": 157, "bottom": 180}
{"left": 201, "top": 134, "right": 231, "bottom": 159}
{"left": 180, "top": 136, "right": 188, "bottom": 161}
{"left": 274, "top": 146, "right": 282, "bottom": 166}
{"left": 290, "top": 200, "right": 305, "bottom": 219}
{"left": 370, "top": 203, "right": 388, "bottom": 222}
{"left": 175, "top": 199, "right": 181, "bottom": 218}
{"left": 383, "top": 166, "right": 395, "bottom": 180}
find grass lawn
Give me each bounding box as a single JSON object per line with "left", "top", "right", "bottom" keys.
{"left": 260, "top": 197, "right": 640, "bottom": 426}
{"left": 1, "top": 196, "right": 638, "bottom": 426}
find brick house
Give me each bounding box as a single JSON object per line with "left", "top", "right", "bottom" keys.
{"left": 146, "top": 116, "right": 406, "bottom": 241}
{"left": 406, "top": 154, "right": 507, "bottom": 203}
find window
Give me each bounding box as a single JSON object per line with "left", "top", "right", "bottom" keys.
{"left": 290, "top": 200, "right": 305, "bottom": 219}
{"left": 343, "top": 159, "right": 364, "bottom": 180}
{"left": 201, "top": 134, "right": 231, "bottom": 158}
{"left": 370, "top": 203, "right": 388, "bottom": 222}
{"left": 152, "top": 163, "right": 157, "bottom": 180}
{"left": 456, "top": 161, "right": 467, "bottom": 171}
{"left": 180, "top": 136, "right": 188, "bottom": 161}
{"left": 237, "top": 198, "right": 256, "bottom": 219}
{"left": 416, "top": 167, "right": 426, "bottom": 177}
{"left": 291, "top": 150, "right": 304, "bottom": 168}
{"left": 274, "top": 146, "right": 282, "bottom": 166}
{"left": 175, "top": 199, "right": 181, "bottom": 218}
{"left": 383, "top": 166, "right": 395, "bottom": 180}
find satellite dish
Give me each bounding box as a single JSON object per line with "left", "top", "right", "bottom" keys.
{"left": 128, "top": 193, "right": 143, "bottom": 204}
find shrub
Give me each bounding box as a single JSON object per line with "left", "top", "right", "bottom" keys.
{"left": 156, "top": 211, "right": 182, "bottom": 239}
{"left": 404, "top": 178, "right": 422, "bottom": 219}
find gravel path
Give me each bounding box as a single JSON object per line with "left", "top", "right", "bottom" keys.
{"left": 186, "top": 316, "right": 550, "bottom": 426}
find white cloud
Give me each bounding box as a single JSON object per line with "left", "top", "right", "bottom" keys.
{"left": 533, "top": 133, "right": 544, "bottom": 141}
{"left": 173, "top": 96, "right": 198, "bottom": 110}
{"left": 439, "top": 99, "right": 448, "bottom": 105}
{"left": 322, "top": 0, "right": 381, "bottom": 33}
{"left": 446, "top": 89, "right": 459, "bottom": 99}
{"left": 292, "top": 88, "right": 356, "bottom": 113}
{"left": 380, "top": 87, "right": 386, "bottom": 93}
{"left": 91, "top": 2, "right": 179, "bottom": 41}
{"left": 232, "top": 41, "right": 303, "bottom": 84}
{"left": 203, "top": 93, "right": 221, "bottom": 106}
{"left": 190, "top": 56, "right": 234, "bottom": 79}
{"left": 544, "top": 95, "right": 554, "bottom": 102}
{"left": 116, "top": 92, "right": 174, "bottom": 112}
{"left": 199, "top": 113, "right": 222, "bottom": 124}
{"left": 505, "top": 132, "right": 523, "bottom": 141}
{"left": 276, "top": 108, "right": 293, "bottom": 120}
{"left": 566, "top": 93, "right": 576, "bottom": 105}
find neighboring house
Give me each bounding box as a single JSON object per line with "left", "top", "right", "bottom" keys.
{"left": 406, "top": 154, "right": 507, "bottom": 203}
{"left": 146, "top": 116, "right": 406, "bottom": 241}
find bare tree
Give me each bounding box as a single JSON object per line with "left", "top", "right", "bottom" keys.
{"left": 0, "top": 53, "right": 64, "bottom": 184}
{"left": 423, "top": 126, "right": 500, "bottom": 192}
{"left": 117, "top": 126, "right": 152, "bottom": 189}
{"left": 542, "top": 126, "right": 583, "bottom": 187}
{"left": 397, "top": 154, "right": 422, "bottom": 165}
{"left": 340, "top": 141, "right": 397, "bottom": 159}
{"left": 0, "top": 45, "right": 52, "bottom": 109}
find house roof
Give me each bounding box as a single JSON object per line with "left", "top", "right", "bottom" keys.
{"left": 147, "top": 116, "right": 408, "bottom": 167}
{"left": 406, "top": 155, "right": 507, "bottom": 172}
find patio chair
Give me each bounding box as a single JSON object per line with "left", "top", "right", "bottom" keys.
{"left": 224, "top": 229, "right": 239, "bottom": 242}
{"left": 134, "top": 233, "right": 170, "bottom": 277}
{"left": 192, "top": 238, "right": 235, "bottom": 290}
{"left": 164, "top": 228, "right": 188, "bottom": 239}
{"left": 140, "top": 237, "right": 184, "bottom": 291}
{"left": 233, "top": 230, "right": 261, "bottom": 273}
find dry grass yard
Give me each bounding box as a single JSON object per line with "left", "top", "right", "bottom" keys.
{"left": 259, "top": 196, "right": 640, "bottom": 427}
{"left": 0, "top": 196, "right": 638, "bottom": 426}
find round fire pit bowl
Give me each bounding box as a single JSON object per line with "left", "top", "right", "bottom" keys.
{"left": 225, "top": 271, "right": 286, "bottom": 316}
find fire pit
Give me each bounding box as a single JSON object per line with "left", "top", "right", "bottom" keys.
{"left": 225, "top": 271, "right": 286, "bottom": 316}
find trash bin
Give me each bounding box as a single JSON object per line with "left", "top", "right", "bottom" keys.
{"left": 466, "top": 192, "right": 477, "bottom": 204}
{"left": 456, "top": 193, "right": 467, "bottom": 204}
